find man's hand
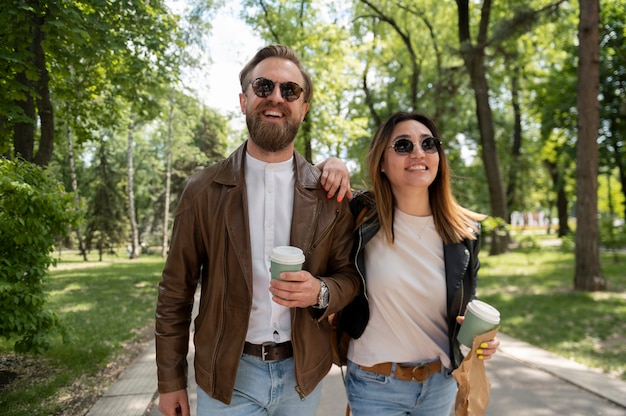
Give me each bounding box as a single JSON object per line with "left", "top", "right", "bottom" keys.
{"left": 269, "top": 270, "right": 321, "bottom": 308}
{"left": 316, "top": 157, "right": 353, "bottom": 202}
{"left": 158, "top": 389, "right": 190, "bottom": 416}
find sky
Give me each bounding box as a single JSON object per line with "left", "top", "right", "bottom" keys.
{"left": 177, "top": 2, "right": 263, "bottom": 119}
{"left": 170, "top": 2, "right": 476, "bottom": 164}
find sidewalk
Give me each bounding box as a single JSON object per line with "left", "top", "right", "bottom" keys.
{"left": 86, "top": 329, "right": 626, "bottom": 416}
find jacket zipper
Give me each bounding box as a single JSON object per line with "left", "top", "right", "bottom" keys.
{"left": 211, "top": 247, "right": 229, "bottom": 391}
{"left": 354, "top": 224, "right": 368, "bottom": 300}
{"left": 291, "top": 309, "right": 307, "bottom": 400}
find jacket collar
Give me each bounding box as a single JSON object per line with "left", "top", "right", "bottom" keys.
{"left": 214, "top": 140, "right": 322, "bottom": 190}
{"left": 217, "top": 140, "right": 324, "bottom": 282}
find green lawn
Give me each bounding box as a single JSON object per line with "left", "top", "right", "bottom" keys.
{"left": 477, "top": 241, "right": 626, "bottom": 381}
{"left": 0, "top": 252, "right": 165, "bottom": 416}
{"left": 0, "top": 241, "right": 625, "bottom": 416}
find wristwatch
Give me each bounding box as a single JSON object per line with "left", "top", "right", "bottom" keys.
{"left": 314, "top": 279, "right": 329, "bottom": 309}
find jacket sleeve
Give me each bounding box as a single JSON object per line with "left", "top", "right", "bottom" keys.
{"left": 336, "top": 194, "right": 372, "bottom": 339}
{"left": 155, "top": 179, "right": 204, "bottom": 394}
{"left": 312, "top": 198, "right": 361, "bottom": 321}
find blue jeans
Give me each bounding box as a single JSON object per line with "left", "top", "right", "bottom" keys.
{"left": 345, "top": 359, "right": 457, "bottom": 416}
{"left": 197, "top": 353, "right": 323, "bottom": 416}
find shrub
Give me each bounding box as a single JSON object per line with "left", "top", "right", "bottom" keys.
{"left": 0, "top": 159, "right": 76, "bottom": 353}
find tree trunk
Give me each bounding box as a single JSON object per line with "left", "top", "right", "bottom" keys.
{"left": 456, "top": 0, "right": 509, "bottom": 255}
{"left": 556, "top": 185, "right": 570, "bottom": 237}
{"left": 67, "top": 125, "right": 88, "bottom": 261}
{"left": 127, "top": 115, "right": 140, "bottom": 259}
{"left": 506, "top": 66, "right": 523, "bottom": 217}
{"left": 574, "top": 0, "right": 605, "bottom": 291}
{"left": 162, "top": 98, "right": 174, "bottom": 258}
{"left": 31, "top": 12, "right": 54, "bottom": 167}
{"left": 13, "top": 70, "right": 35, "bottom": 162}
{"left": 545, "top": 160, "right": 571, "bottom": 237}
{"left": 12, "top": 5, "right": 54, "bottom": 167}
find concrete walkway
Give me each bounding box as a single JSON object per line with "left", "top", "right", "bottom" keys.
{"left": 86, "top": 329, "right": 626, "bottom": 416}
{"left": 87, "top": 288, "right": 626, "bottom": 415}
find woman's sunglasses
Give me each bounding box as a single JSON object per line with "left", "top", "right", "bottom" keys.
{"left": 388, "top": 137, "right": 441, "bottom": 155}
{"left": 248, "top": 77, "right": 305, "bottom": 102}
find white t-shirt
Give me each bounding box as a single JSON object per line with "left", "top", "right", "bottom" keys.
{"left": 348, "top": 209, "right": 451, "bottom": 368}
{"left": 244, "top": 152, "right": 294, "bottom": 344}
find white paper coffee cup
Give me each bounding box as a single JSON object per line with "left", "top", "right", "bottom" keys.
{"left": 270, "top": 246, "right": 305, "bottom": 280}
{"left": 457, "top": 299, "right": 500, "bottom": 348}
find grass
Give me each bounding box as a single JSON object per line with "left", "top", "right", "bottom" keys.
{"left": 1, "top": 239, "right": 625, "bottom": 415}
{"left": 0, "top": 251, "right": 165, "bottom": 416}
{"left": 477, "top": 235, "right": 626, "bottom": 381}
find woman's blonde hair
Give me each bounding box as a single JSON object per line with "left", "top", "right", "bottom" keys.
{"left": 366, "top": 111, "right": 485, "bottom": 244}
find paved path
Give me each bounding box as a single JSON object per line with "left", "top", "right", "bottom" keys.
{"left": 87, "top": 289, "right": 626, "bottom": 415}
{"left": 86, "top": 329, "right": 626, "bottom": 416}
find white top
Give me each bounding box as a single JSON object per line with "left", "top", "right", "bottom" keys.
{"left": 348, "top": 209, "right": 451, "bottom": 368}
{"left": 244, "top": 152, "right": 294, "bottom": 344}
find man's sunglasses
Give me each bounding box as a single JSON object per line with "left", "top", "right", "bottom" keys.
{"left": 388, "top": 137, "right": 441, "bottom": 155}
{"left": 248, "top": 77, "right": 305, "bottom": 102}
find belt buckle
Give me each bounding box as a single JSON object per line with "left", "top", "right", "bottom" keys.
{"left": 411, "top": 364, "right": 431, "bottom": 382}
{"left": 260, "top": 342, "right": 276, "bottom": 362}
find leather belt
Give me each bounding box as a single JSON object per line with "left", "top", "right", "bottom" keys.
{"left": 359, "top": 360, "right": 442, "bottom": 382}
{"left": 243, "top": 341, "right": 293, "bottom": 362}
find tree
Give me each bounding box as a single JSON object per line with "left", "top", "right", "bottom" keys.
{"left": 162, "top": 96, "right": 175, "bottom": 258}
{"left": 454, "top": 0, "right": 566, "bottom": 254}
{"left": 127, "top": 115, "right": 140, "bottom": 259}
{"left": 455, "top": 0, "right": 508, "bottom": 254}
{"left": 1, "top": 0, "right": 179, "bottom": 167}
{"left": 2, "top": 0, "right": 55, "bottom": 166}
{"left": 574, "top": 0, "right": 606, "bottom": 291}
{"left": 84, "top": 139, "right": 128, "bottom": 261}
{"left": 599, "top": 0, "right": 626, "bottom": 220}
{"left": 67, "top": 125, "right": 89, "bottom": 260}
{"left": 0, "top": 159, "right": 75, "bottom": 352}
{"left": 241, "top": 0, "right": 368, "bottom": 164}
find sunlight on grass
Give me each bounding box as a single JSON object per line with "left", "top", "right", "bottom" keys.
{"left": 49, "top": 282, "right": 85, "bottom": 296}
{"left": 1, "top": 243, "right": 624, "bottom": 415}
{"left": 59, "top": 302, "right": 93, "bottom": 313}
{"left": 0, "top": 253, "right": 165, "bottom": 416}
{"left": 478, "top": 242, "right": 626, "bottom": 382}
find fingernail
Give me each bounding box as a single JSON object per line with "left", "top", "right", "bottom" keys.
{"left": 327, "top": 194, "right": 332, "bottom": 199}
{"left": 476, "top": 349, "right": 483, "bottom": 355}
{"left": 478, "top": 355, "right": 484, "bottom": 360}
{"left": 480, "top": 343, "right": 488, "bottom": 348}
{"left": 338, "top": 196, "right": 343, "bottom": 202}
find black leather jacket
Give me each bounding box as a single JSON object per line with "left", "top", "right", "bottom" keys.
{"left": 339, "top": 192, "right": 481, "bottom": 369}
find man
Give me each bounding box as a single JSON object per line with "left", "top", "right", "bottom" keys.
{"left": 155, "top": 44, "right": 360, "bottom": 416}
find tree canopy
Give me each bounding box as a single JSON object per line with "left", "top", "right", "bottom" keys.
{"left": 0, "top": 0, "right": 623, "bottom": 345}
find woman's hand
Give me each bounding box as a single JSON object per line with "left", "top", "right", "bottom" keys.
{"left": 456, "top": 315, "right": 500, "bottom": 360}
{"left": 316, "top": 157, "right": 353, "bottom": 202}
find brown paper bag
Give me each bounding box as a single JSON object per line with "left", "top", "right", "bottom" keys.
{"left": 452, "top": 328, "right": 499, "bottom": 416}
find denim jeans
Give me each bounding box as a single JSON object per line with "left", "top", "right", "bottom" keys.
{"left": 345, "top": 359, "right": 457, "bottom": 416}
{"left": 197, "top": 353, "right": 322, "bottom": 416}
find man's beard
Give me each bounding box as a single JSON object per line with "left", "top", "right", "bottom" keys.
{"left": 246, "top": 105, "right": 301, "bottom": 152}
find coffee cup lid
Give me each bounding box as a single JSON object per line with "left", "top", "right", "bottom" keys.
{"left": 467, "top": 300, "right": 500, "bottom": 324}
{"left": 270, "top": 246, "right": 305, "bottom": 265}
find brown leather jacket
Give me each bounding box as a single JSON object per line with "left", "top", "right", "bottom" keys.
{"left": 155, "top": 142, "right": 360, "bottom": 404}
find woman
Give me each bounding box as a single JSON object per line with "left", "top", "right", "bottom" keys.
{"left": 340, "top": 111, "right": 499, "bottom": 415}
